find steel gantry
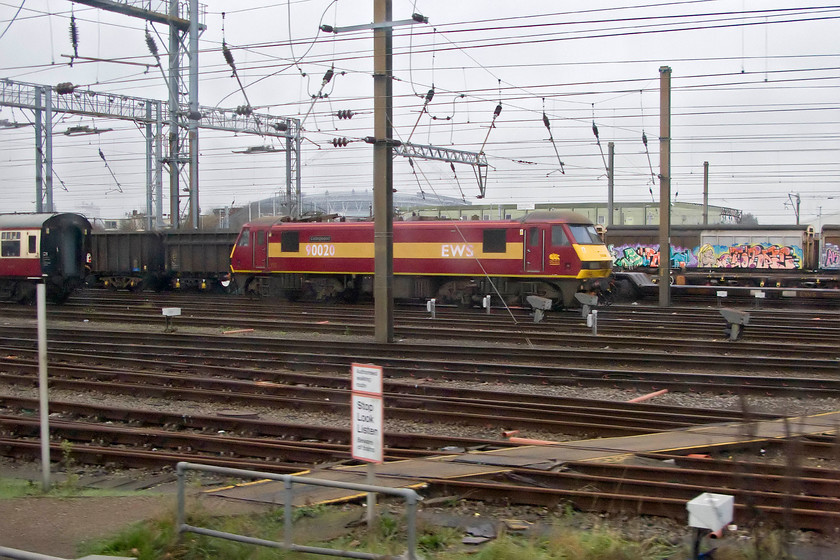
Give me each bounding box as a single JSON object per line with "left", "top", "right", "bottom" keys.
{"left": 0, "top": 78, "right": 301, "bottom": 228}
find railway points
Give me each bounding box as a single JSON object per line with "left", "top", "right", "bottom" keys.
{"left": 209, "top": 410, "right": 840, "bottom": 531}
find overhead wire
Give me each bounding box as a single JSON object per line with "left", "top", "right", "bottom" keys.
{"left": 3, "top": 5, "right": 836, "bottom": 215}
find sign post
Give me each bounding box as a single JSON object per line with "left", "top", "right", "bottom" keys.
{"left": 351, "top": 363, "right": 384, "bottom": 526}
{"left": 37, "top": 283, "right": 50, "bottom": 491}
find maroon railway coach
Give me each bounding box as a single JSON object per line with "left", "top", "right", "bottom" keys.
{"left": 0, "top": 212, "right": 92, "bottom": 303}
{"left": 230, "top": 211, "right": 613, "bottom": 308}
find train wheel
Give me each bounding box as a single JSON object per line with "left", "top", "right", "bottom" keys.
{"left": 243, "top": 277, "right": 260, "bottom": 299}
{"left": 13, "top": 282, "right": 36, "bottom": 304}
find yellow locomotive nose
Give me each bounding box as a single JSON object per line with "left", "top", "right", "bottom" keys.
{"left": 574, "top": 244, "right": 613, "bottom": 279}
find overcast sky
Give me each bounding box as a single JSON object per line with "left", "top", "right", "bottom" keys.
{"left": 1, "top": 0, "right": 838, "bottom": 226}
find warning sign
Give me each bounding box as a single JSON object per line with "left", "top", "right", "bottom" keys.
{"left": 351, "top": 393, "right": 383, "bottom": 463}
{"left": 351, "top": 363, "right": 383, "bottom": 396}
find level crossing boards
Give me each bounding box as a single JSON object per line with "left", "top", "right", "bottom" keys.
{"left": 208, "top": 410, "right": 840, "bottom": 507}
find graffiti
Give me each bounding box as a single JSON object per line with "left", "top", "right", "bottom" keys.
{"left": 822, "top": 242, "right": 840, "bottom": 269}
{"left": 611, "top": 244, "right": 694, "bottom": 269}
{"left": 716, "top": 244, "right": 801, "bottom": 269}
{"left": 611, "top": 242, "right": 805, "bottom": 270}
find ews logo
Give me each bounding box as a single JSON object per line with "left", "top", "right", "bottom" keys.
{"left": 441, "top": 244, "right": 474, "bottom": 258}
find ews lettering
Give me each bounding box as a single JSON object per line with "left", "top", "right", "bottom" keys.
{"left": 441, "top": 244, "right": 474, "bottom": 258}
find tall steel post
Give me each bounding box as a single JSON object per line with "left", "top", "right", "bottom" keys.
{"left": 44, "top": 87, "right": 53, "bottom": 212}
{"left": 373, "top": 0, "right": 394, "bottom": 343}
{"left": 155, "top": 101, "right": 164, "bottom": 229}
{"left": 188, "top": 0, "right": 200, "bottom": 229}
{"left": 703, "top": 161, "right": 709, "bottom": 225}
{"left": 146, "top": 101, "right": 154, "bottom": 230}
{"left": 607, "top": 141, "right": 614, "bottom": 227}
{"left": 35, "top": 88, "right": 44, "bottom": 213}
{"left": 168, "top": 0, "right": 181, "bottom": 227}
{"left": 37, "top": 283, "right": 50, "bottom": 491}
{"left": 658, "top": 66, "right": 672, "bottom": 307}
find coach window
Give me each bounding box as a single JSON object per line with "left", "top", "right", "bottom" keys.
{"left": 28, "top": 235, "right": 37, "bottom": 255}
{"left": 2, "top": 232, "right": 21, "bottom": 257}
{"left": 237, "top": 229, "right": 250, "bottom": 247}
{"left": 281, "top": 231, "right": 300, "bottom": 252}
{"left": 551, "top": 226, "right": 570, "bottom": 247}
{"left": 483, "top": 229, "right": 506, "bottom": 253}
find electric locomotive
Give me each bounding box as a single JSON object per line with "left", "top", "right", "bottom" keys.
{"left": 230, "top": 211, "right": 613, "bottom": 307}
{"left": 0, "top": 212, "right": 92, "bottom": 303}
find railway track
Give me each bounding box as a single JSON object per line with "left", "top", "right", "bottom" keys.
{"left": 3, "top": 291, "right": 838, "bottom": 348}
{"left": 1, "top": 324, "right": 838, "bottom": 396}
{"left": 1, "top": 401, "right": 838, "bottom": 532}
{"left": 1, "top": 294, "right": 839, "bottom": 533}
{"left": 1, "top": 351, "right": 782, "bottom": 437}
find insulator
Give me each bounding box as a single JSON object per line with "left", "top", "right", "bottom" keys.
{"left": 425, "top": 88, "right": 434, "bottom": 103}
{"left": 69, "top": 15, "right": 79, "bottom": 54}
{"left": 319, "top": 24, "right": 335, "bottom": 33}
{"left": 542, "top": 112, "right": 551, "bottom": 130}
{"left": 337, "top": 110, "right": 355, "bottom": 120}
{"left": 412, "top": 13, "right": 429, "bottom": 23}
{"left": 642, "top": 131, "right": 648, "bottom": 147}
{"left": 322, "top": 68, "right": 334, "bottom": 85}
{"left": 222, "top": 41, "right": 235, "bottom": 68}
{"left": 235, "top": 105, "right": 252, "bottom": 116}
{"left": 55, "top": 82, "right": 75, "bottom": 95}
{"left": 493, "top": 104, "right": 502, "bottom": 118}
{"left": 332, "top": 137, "right": 349, "bottom": 147}
{"left": 592, "top": 121, "right": 599, "bottom": 139}
{"left": 98, "top": 149, "right": 106, "bottom": 162}
{"left": 145, "top": 30, "right": 158, "bottom": 56}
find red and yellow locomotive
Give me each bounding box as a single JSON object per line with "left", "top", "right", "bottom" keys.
{"left": 230, "top": 211, "right": 613, "bottom": 307}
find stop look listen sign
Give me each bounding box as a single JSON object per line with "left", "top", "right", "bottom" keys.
{"left": 351, "top": 363, "right": 383, "bottom": 463}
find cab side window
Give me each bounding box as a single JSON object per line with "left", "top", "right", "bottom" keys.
{"left": 281, "top": 231, "right": 300, "bottom": 252}
{"left": 483, "top": 229, "right": 506, "bottom": 253}
{"left": 237, "top": 229, "right": 250, "bottom": 247}
{"left": 551, "top": 226, "right": 570, "bottom": 246}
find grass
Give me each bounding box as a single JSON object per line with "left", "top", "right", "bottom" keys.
{"left": 0, "top": 476, "right": 807, "bottom": 560}
{"left": 75, "top": 502, "right": 690, "bottom": 560}
{"left": 0, "top": 476, "right": 160, "bottom": 500}
{"left": 75, "top": 502, "right": 814, "bottom": 560}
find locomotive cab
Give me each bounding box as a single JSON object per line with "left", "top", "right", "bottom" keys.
{"left": 519, "top": 212, "right": 613, "bottom": 300}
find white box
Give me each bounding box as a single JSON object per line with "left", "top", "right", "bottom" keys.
{"left": 687, "top": 492, "right": 734, "bottom": 531}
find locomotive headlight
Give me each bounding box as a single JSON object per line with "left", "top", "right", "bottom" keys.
{"left": 581, "top": 261, "right": 612, "bottom": 270}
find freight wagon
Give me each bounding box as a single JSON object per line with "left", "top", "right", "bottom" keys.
{"left": 604, "top": 224, "right": 839, "bottom": 292}
{"left": 89, "top": 230, "right": 237, "bottom": 292}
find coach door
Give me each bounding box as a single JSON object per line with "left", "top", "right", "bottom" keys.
{"left": 524, "top": 226, "right": 544, "bottom": 272}
{"left": 253, "top": 229, "right": 267, "bottom": 269}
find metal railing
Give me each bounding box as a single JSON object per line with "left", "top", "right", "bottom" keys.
{"left": 0, "top": 548, "right": 67, "bottom": 560}
{"left": 176, "top": 462, "right": 420, "bottom": 559}
{"left": 0, "top": 547, "right": 132, "bottom": 560}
